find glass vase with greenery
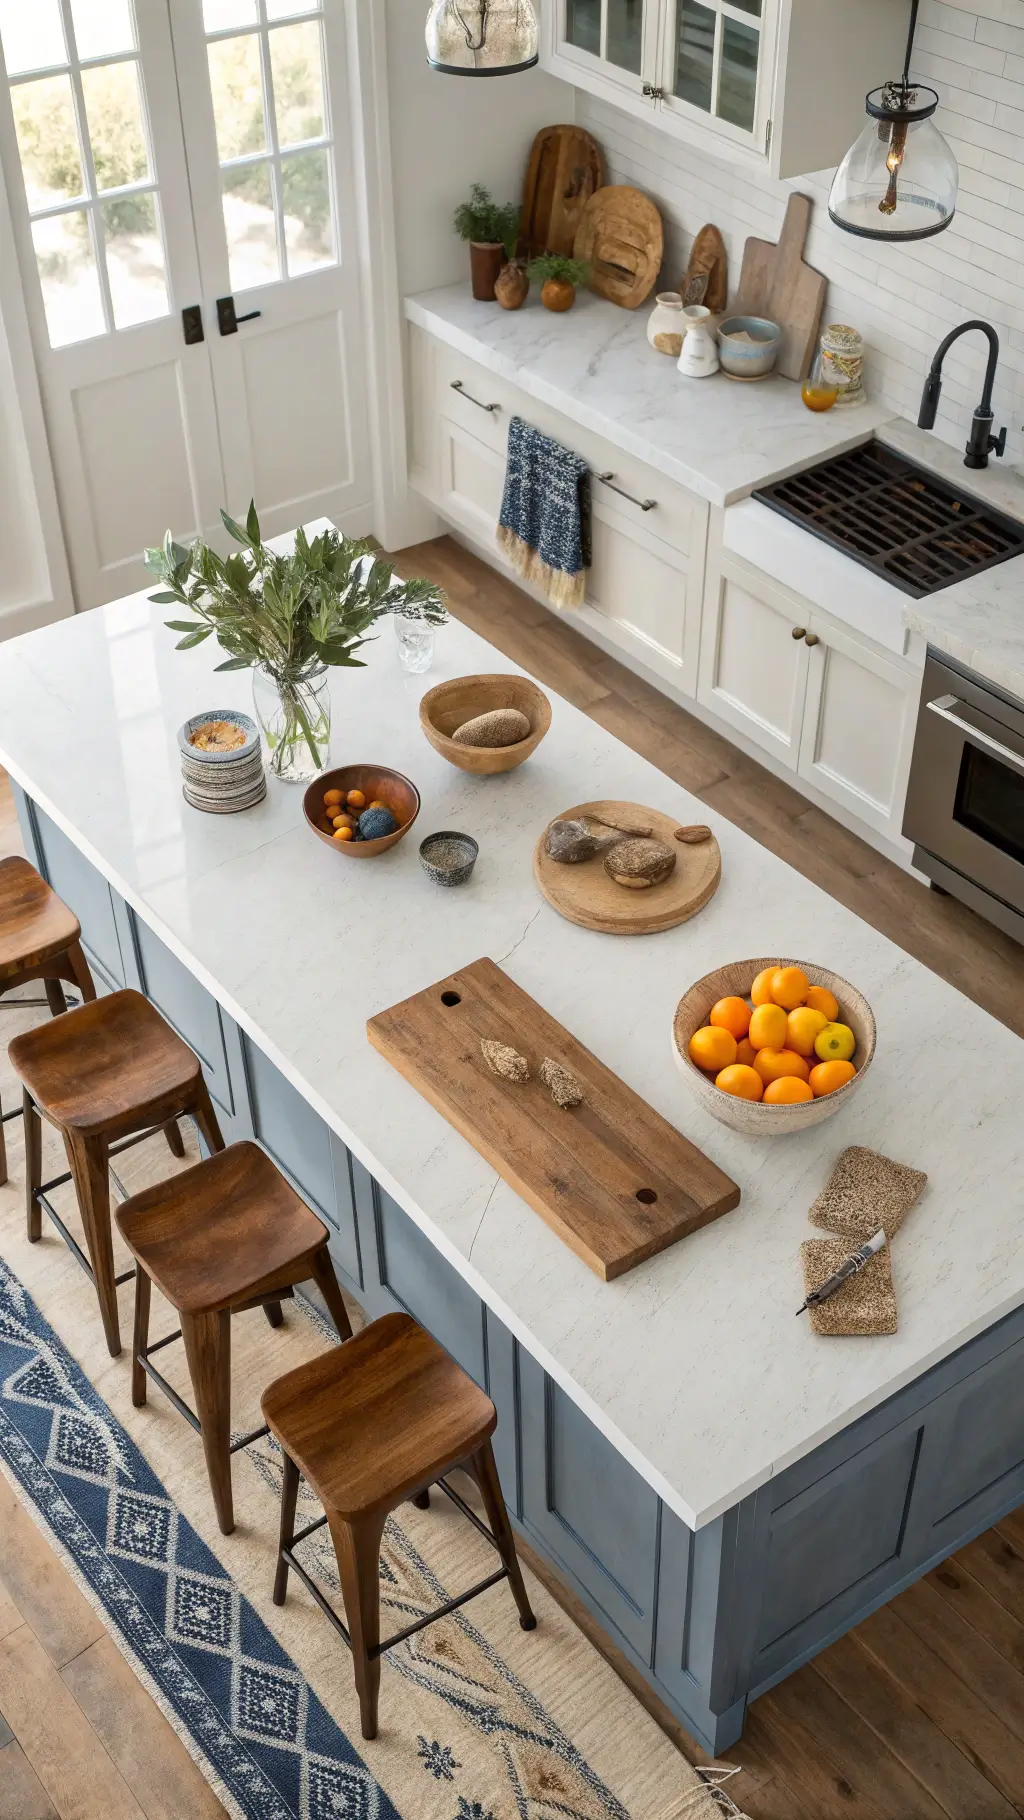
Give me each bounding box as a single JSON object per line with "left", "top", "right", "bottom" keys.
{"left": 147, "top": 505, "right": 447, "bottom": 783}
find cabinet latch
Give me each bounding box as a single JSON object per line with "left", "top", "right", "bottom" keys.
{"left": 765, "top": 118, "right": 773, "bottom": 155}
{"left": 642, "top": 82, "right": 665, "bottom": 99}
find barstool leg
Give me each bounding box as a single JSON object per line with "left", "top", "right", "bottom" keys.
{"left": 469, "top": 1441, "right": 537, "bottom": 1631}
{"left": 309, "top": 1245, "right": 354, "bottom": 1341}
{"left": 191, "top": 1078, "right": 225, "bottom": 1157}
{"left": 67, "top": 940, "right": 96, "bottom": 1003}
{"left": 44, "top": 979, "right": 66, "bottom": 1017}
{"left": 181, "top": 1307, "right": 234, "bottom": 1534}
{"left": 163, "top": 1119, "right": 186, "bottom": 1159}
{"left": 131, "top": 1265, "right": 151, "bottom": 1407}
{"left": 24, "top": 1091, "right": 41, "bottom": 1238}
{"left": 328, "top": 1510, "right": 386, "bottom": 1740}
{"left": 0, "top": 1093, "right": 6, "bottom": 1190}
{"left": 66, "top": 1131, "right": 122, "bottom": 1359}
{"left": 273, "top": 1450, "right": 301, "bottom": 1606}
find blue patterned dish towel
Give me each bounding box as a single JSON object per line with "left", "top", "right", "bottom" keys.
{"left": 497, "top": 416, "right": 591, "bottom": 610}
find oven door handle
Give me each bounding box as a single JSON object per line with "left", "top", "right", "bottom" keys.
{"left": 927, "top": 694, "right": 1024, "bottom": 777}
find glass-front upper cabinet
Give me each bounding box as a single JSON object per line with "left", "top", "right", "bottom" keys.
{"left": 543, "top": 0, "right": 914, "bottom": 182}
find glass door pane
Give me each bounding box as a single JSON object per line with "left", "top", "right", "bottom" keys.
{"left": 670, "top": 0, "right": 764, "bottom": 139}
{"left": 0, "top": 0, "right": 170, "bottom": 345}
{"left": 565, "top": 0, "right": 645, "bottom": 78}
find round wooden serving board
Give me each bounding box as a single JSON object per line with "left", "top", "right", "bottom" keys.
{"left": 533, "top": 800, "right": 721, "bottom": 935}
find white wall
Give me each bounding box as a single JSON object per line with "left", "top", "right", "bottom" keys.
{"left": 385, "top": 0, "right": 574, "bottom": 295}
{"left": 577, "top": 0, "right": 1024, "bottom": 463}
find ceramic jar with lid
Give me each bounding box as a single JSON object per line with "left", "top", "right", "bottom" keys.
{"left": 677, "top": 304, "right": 719, "bottom": 378}
{"left": 647, "top": 292, "right": 685, "bottom": 357}
{"left": 820, "top": 323, "right": 865, "bottom": 407}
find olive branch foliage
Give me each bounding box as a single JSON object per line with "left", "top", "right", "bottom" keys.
{"left": 146, "top": 502, "right": 447, "bottom": 680}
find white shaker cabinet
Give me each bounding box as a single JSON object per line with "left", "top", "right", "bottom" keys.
{"left": 697, "top": 557, "right": 811, "bottom": 765}
{"left": 542, "top": 0, "right": 912, "bottom": 180}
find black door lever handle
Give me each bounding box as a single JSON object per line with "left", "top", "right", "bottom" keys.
{"left": 216, "top": 295, "right": 263, "bottom": 336}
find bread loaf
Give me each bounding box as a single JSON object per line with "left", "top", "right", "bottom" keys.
{"left": 604, "top": 837, "right": 676, "bottom": 890}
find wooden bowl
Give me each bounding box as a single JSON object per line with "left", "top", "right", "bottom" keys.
{"left": 419, "top": 674, "right": 552, "bottom": 775}
{"left": 303, "top": 765, "right": 420, "bottom": 859}
{"left": 672, "top": 958, "right": 876, "bottom": 1137}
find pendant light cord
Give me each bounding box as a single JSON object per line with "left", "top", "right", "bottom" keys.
{"left": 902, "top": 0, "right": 920, "bottom": 91}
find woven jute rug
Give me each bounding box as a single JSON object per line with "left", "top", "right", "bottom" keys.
{"left": 0, "top": 992, "right": 749, "bottom": 1820}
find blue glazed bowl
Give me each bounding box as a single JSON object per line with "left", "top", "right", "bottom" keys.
{"left": 717, "top": 315, "right": 782, "bottom": 380}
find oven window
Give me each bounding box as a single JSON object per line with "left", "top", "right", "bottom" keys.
{"left": 954, "top": 743, "right": 1024, "bottom": 866}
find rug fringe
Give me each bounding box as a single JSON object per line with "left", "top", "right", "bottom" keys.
{"left": 656, "top": 1763, "right": 753, "bottom": 1820}
{"left": 496, "top": 524, "right": 585, "bottom": 609}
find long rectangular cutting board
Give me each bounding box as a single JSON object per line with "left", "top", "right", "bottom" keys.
{"left": 367, "top": 957, "right": 740, "bottom": 1281}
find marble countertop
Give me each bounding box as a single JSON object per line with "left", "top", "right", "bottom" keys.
{"left": 405, "top": 284, "right": 894, "bottom": 507}
{"left": 2, "top": 585, "right": 1023, "bottom": 1530}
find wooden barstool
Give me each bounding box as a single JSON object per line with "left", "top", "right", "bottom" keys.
{"left": 9, "top": 988, "right": 224, "bottom": 1359}
{"left": 0, "top": 856, "right": 97, "bottom": 1186}
{"left": 262, "top": 1311, "right": 536, "bottom": 1740}
{"left": 116, "top": 1140, "right": 353, "bottom": 1536}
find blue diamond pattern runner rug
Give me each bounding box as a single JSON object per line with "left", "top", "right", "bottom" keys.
{"left": 0, "top": 1252, "right": 399, "bottom": 1820}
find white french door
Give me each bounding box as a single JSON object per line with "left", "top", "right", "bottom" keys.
{"left": 0, "top": 0, "right": 371, "bottom": 609}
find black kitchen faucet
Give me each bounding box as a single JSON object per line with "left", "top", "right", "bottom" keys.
{"left": 918, "top": 319, "right": 1007, "bottom": 469}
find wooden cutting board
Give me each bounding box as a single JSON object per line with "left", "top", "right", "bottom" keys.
{"left": 367, "top": 958, "right": 740, "bottom": 1280}
{"left": 534, "top": 800, "right": 721, "bottom": 935}
{"left": 574, "top": 186, "right": 663, "bottom": 310}
{"left": 520, "top": 124, "right": 605, "bottom": 259}
{"left": 683, "top": 223, "right": 728, "bottom": 314}
{"left": 733, "top": 193, "right": 826, "bottom": 382}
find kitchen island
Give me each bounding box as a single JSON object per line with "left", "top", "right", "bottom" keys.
{"left": 1, "top": 582, "right": 1022, "bottom": 1753}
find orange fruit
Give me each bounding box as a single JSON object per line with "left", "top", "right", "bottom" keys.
{"left": 770, "top": 966, "right": 809, "bottom": 1011}
{"left": 764, "top": 1076, "right": 814, "bottom": 1105}
{"left": 368, "top": 799, "right": 388, "bottom": 812}
{"left": 805, "top": 984, "right": 839, "bottom": 1021}
{"left": 715, "top": 1064, "right": 764, "bottom": 1102}
{"left": 346, "top": 789, "right": 366, "bottom": 809}
{"left": 787, "top": 1006, "right": 829, "bottom": 1057}
{"left": 688, "top": 1026, "right": 737, "bottom": 1073}
{"left": 749, "top": 1002, "right": 788, "bottom": 1051}
{"left": 735, "top": 1037, "right": 758, "bottom": 1069}
{"left": 332, "top": 825, "right": 354, "bottom": 842}
{"left": 750, "top": 968, "right": 775, "bottom": 1006}
{"left": 324, "top": 788, "right": 343, "bottom": 806}
{"left": 332, "top": 812, "right": 354, "bottom": 829}
{"left": 710, "top": 995, "right": 751, "bottom": 1040}
{"left": 809, "top": 1059, "right": 856, "bottom": 1097}
{"left": 754, "top": 1048, "right": 810, "bottom": 1086}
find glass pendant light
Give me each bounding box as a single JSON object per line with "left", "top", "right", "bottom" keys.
{"left": 426, "top": 1, "right": 539, "bottom": 76}
{"left": 828, "top": 0, "right": 957, "bottom": 242}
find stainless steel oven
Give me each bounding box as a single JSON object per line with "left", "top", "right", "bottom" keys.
{"left": 904, "top": 651, "right": 1024, "bottom": 944}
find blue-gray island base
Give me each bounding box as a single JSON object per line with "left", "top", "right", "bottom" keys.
{"left": 13, "top": 781, "right": 1024, "bottom": 1755}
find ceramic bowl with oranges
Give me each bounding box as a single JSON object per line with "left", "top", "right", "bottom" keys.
{"left": 303, "top": 765, "right": 420, "bottom": 859}
{"left": 672, "top": 958, "right": 875, "bottom": 1135}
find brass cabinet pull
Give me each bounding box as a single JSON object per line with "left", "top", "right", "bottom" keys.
{"left": 597, "top": 472, "right": 656, "bottom": 511}
{"left": 804, "top": 633, "right": 820, "bottom": 646}
{"left": 451, "top": 380, "right": 500, "bottom": 414}
{"left": 791, "top": 626, "right": 807, "bottom": 640}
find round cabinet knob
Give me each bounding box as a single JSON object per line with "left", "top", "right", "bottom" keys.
{"left": 791, "top": 626, "right": 807, "bottom": 640}
{"left": 804, "top": 633, "right": 820, "bottom": 646}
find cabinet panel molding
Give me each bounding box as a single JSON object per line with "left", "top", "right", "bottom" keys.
{"left": 30, "top": 805, "right": 125, "bottom": 990}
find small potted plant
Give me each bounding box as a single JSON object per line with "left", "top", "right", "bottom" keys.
{"left": 147, "top": 505, "right": 447, "bottom": 784}
{"left": 527, "top": 254, "right": 591, "bottom": 313}
{"left": 453, "top": 183, "right": 520, "bottom": 302}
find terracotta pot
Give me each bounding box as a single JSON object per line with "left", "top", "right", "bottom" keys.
{"left": 469, "top": 241, "right": 504, "bottom": 301}
{"left": 541, "top": 277, "right": 576, "bottom": 313}
{"left": 495, "top": 260, "right": 529, "bottom": 310}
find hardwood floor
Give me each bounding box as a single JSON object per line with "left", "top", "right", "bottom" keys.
{"left": 2, "top": 544, "right": 1024, "bottom": 1820}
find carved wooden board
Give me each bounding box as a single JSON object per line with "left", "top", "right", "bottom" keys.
{"left": 683, "top": 223, "right": 728, "bottom": 314}
{"left": 520, "top": 124, "right": 606, "bottom": 259}
{"left": 733, "top": 193, "right": 826, "bottom": 382}
{"left": 367, "top": 958, "right": 740, "bottom": 1280}
{"left": 534, "top": 800, "right": 721, "bottom": 935}
{"left": 574, "top": 186, "right": 663, "bottom": 310}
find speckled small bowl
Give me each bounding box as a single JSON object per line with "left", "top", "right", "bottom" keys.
{"left": 177, "top": 709, "right": 265, "bottom": 813}
{"left": 717, "top": 315, "right": 782, "bottom": 381}
{"left": 419, "top": 830, "right": 479, "bottom": 887}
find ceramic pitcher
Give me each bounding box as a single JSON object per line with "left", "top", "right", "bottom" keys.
{"left": 677, "top": 305, "right": 719, "bottom": 379}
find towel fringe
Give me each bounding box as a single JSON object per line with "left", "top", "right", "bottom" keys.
{"left": 496, "top": 524, "right": 586, "bottom": 610}
{"left": 654, "top": 1764, "right": 753, "bottom": 1820}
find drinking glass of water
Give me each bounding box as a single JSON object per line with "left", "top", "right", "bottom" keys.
{"left": 394, "top": 615, "right": 436, "bottom": 674}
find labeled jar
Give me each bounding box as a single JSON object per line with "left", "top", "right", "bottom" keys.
{"left": 820, "top": 323, "right": 865, "bottom": 407}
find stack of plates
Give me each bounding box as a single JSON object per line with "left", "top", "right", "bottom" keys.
{"left": 177, "top": 709, "right": 266, "bottom": 814}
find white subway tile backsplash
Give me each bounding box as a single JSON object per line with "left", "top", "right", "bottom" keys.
{"left": 577, "top": 0, "right": 1024, "bottom": 465}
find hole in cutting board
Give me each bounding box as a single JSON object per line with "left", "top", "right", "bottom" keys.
{"left": 440, "top": 990, "right": 462, "bottom": 1006}
{"left": 636, "top": 1188, "right": 658, "bottom": 1205}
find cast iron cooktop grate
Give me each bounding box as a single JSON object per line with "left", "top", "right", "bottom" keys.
{"left": 753, "top": 441, "right": 1024, "bottom": 598}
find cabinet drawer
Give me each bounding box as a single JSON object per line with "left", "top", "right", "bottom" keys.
{"left": 438, "top": 420, "right": 506, "bottom": 537}
{"left": 435, "top": 343, "right": 515, "bottom": 458}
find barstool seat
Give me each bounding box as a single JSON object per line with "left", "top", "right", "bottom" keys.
{"left": 116, "top": 1140, "right": 353, "bottom": 1536}
{"left": 262, "top": 1312, "right": 536, "bottom": 1739}
{"left": 9, "top": 988, "right": 224, "bottom": 1358}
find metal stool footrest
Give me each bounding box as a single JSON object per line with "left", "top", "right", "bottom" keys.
{"left": 36, "top": 1191, "right": 136, "bottom": 1288}
{"left": 137, "top": 1328, "right": 268, "bottom": 1452}
{"left": 279, "top": 1472, "right": 509, "bottom": 1660}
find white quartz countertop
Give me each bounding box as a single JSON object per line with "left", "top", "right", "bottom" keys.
{"left": 2, "top": 590, "right": 1023, "bottom": 1530}
{"left": 406, "top": 284, "right": 894, "bottom": 507}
